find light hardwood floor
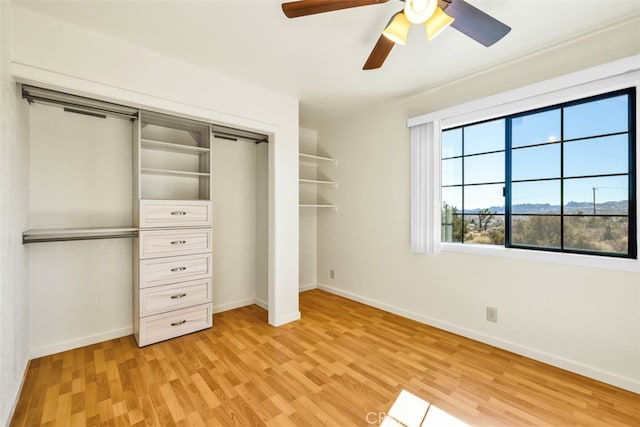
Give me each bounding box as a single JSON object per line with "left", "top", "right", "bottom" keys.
{"left": 11, "top": 290, "right": 640, "bottom": 426}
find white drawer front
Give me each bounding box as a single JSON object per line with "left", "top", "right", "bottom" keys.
{"left": 140, "top": 200, "right": 212, "bottom": 228}
{"left": 140, "top": 228, "right": 211, "bottom": 259}
{"left": 140, "top": 279, "right": 212, "bottom": 317}
{"left": 137, "top": 303, "right": 212, "bottom": 346}
{"left": 140, "top": 253, "right": 212, "bottom": 288}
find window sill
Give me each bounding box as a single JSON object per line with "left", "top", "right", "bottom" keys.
{"left": 441, "top": 243, "right": 640, "bottom": 273}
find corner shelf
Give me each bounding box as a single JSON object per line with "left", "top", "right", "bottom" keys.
{"left": 299, "top": 178, "right": 335, "bottom": 185}
{"left": 299, "top": 204, "right": 336, "bottom": 209}
{"left": 299, "top": 153, "right": 335, "bottom": 164}
{"left": 299, "top": 150, "right": 336, "bottom": 210}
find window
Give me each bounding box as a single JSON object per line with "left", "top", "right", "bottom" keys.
{"left": 441, "top": 88, "right": 636, "bottom": 258}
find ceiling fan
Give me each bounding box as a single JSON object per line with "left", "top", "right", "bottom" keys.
{"left": 281, "top": 0, "right": 511, "bottom": 70}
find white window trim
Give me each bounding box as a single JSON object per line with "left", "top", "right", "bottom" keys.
{"left": 408, "top": 55, "right": 640, "bottom": 272}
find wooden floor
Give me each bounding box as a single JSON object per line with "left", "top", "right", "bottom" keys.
{"left": 11, "top": 290, "right": 640, "bottom": 426}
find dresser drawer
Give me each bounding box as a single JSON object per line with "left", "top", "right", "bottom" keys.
{"left": 139, "top": 200, "right": 212, "bottom": 228}
{"left": 137, "top": 303, "right": 212, "bottom": 346}
{"left": 139, "top": 228, "right": 211, "bottom": 259}
{"left": 140, "top": 253, "right": 212, "bottom": 288}
{"left": 140, "top": 279, "right": 212, "bottom": 317}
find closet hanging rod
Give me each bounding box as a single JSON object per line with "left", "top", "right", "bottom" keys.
{"left": 22, "top": 85, "right": 139, "bottom": 120}
{"left": 211, "top": 124, "right": 267, "bottom": 143}
{"left": 23, "top": 234, "right": 138, "bottom": 244}
{"left": 63, "top": 107, "right": 107, "bottom": 119}
{"left": 23, "top": 227, "right": 139, "bottom": 244}
{"left": 213, "top": 134, "right": 238, "bottom": 142}
{"left": 23, "top": 94, "right": 138, "bottom": 120}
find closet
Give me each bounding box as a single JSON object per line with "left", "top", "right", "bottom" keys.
{"left": 22, "top": 85, "right": 268, "bottom": 353}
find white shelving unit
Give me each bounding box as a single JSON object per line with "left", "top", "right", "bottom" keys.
{"left": 133, "top": 111, "right": 213, "bottom": 347}
{"left": 137, "top": 111, "right": 211, "bottom": 201}
{"left": 298, "top": 152, "right": 336, "bottom": 209}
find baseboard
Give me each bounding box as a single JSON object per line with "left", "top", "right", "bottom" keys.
{"left": 254, "top": 284, "right": 315, "bottom": 310}
{"left": 2, "top": 357, "right": 30, "bottom": 427}
{"left": 213, "top": 298, "right": 256, "bottom": 314}
{"left": 317, "top": 283, "right": 640, "bottom": 394}
{"left": 28, "top": 297, "right": 265, "bottom": 359}
{"left": 270, "top": 310, "right": 301, "bottom": 326}
{"left": 254, "top": 298, "right": 268, "bottom": 310}
{"left": 299, "top": 283, "right": 317, "bottom": 292}
{"left": 29, "top": 326, "right": 133, "bottom": 359}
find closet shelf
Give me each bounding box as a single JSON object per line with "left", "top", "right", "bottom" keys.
{"left": 298, "top": 150, "right": 336, "bottom": 210}
{"left": 299, "top": 153, "right": 335, "bottom": 164}
{"left": 299, "top": 178, "right": 336, "bottom": 185}
{"left": 141, "top": 138, "right": 210, "bottom": 154}
{"left": 299, "top": 204, "right": 336, "bottom": 209}
{"left": 141, "top": 168, "right": 210, "bottom": 178}
{"left": 23, "top": 226, "right": 138, "bottom": 244}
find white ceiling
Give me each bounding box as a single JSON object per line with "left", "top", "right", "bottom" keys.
{"left": 13, "top": 0, "right": 640, "bottom": 116}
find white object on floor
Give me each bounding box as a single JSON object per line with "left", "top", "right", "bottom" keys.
{"left": 380, "top": 389, "right": 470, "bottom": 427}
{"left": 422, "top": 405, "right": 470, "bottom": 427}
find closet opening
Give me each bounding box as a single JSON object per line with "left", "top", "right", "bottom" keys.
{"left": 22, "top": 84, "right": 274, "bottom": 355}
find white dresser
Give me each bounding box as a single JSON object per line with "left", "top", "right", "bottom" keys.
{"left": 133, "top": 112, "right": 214, "bottom": 347}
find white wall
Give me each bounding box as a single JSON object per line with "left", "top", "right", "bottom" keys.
{"left": 255, "top": 142, "right": 269, "bottom": 307}
{"left": 316, "top": 21, "right": 640, "bottom": 392}
{"left": 10, "top": 4, "right": 299, "bottom": 333}
{"left": 0, "top": 2, "right": 30, "bottom": 425}
{"left": 28, "top": 104, "right": 133, "bottom": 357}
{"left": 212, "top": 137, "right": 258, "bottom": 312}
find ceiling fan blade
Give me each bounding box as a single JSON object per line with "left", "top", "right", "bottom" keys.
{"left": 445, "top": 0, "right": 511, "bottom": 47}
{"left": 363, "top": 35, "right": 395, "bottom": 70}
{"left": 282, "top": 0, "right": 389, "bottom": 18}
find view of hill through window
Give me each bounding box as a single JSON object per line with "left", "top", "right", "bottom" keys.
{"left": 441, "top": 89, "right": 635, "bottom": 257}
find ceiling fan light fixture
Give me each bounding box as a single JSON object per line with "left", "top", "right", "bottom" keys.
{"left": 382, "top": 11, "right": 410, "bottom": 45}
{"left": 424, "top": 7, "right": 455, "bottom": 41}
{"left": 403, "top": 0, "right": 438, "bottom": 24}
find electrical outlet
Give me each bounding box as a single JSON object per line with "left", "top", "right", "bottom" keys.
{"left": 486, "top": 306, "right": 498, "bottom": 323}
{"left": 330, "top": 269, "right": 335, "bottom": 279}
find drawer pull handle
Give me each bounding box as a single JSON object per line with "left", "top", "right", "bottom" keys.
{"left": 171, "top": 293, "right": 187, "bottom": 299}
{"left": 170, "top": 267, "right": 187, "bottom": 272}
{"left": 171, "top": 320, "right": 187, "bottom": 326}
{"left": 171, "top": 211, "right": 187, "bottom": 216}
{"left": 171, "top": 240, "right": 187, "bottom": 245}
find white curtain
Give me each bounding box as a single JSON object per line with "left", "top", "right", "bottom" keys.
{"left": 410, "top": 121, "right": 441, "bottom": 254}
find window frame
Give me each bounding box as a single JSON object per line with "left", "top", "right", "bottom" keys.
{"left": 505, "top": 89, "right": 636, "bottom": 258}
{"left": 408, "top": 56, "right": 640, "bottom": 272}
{"left": 443, "top": 88, "right": 636, "bottom": 259}
{"left": 441, "top": 117, "right": 507, "bottom": 245}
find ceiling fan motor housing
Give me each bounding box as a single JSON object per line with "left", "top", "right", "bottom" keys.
{"left": 404, "top": 0, "right": 439, "bottom": 24}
